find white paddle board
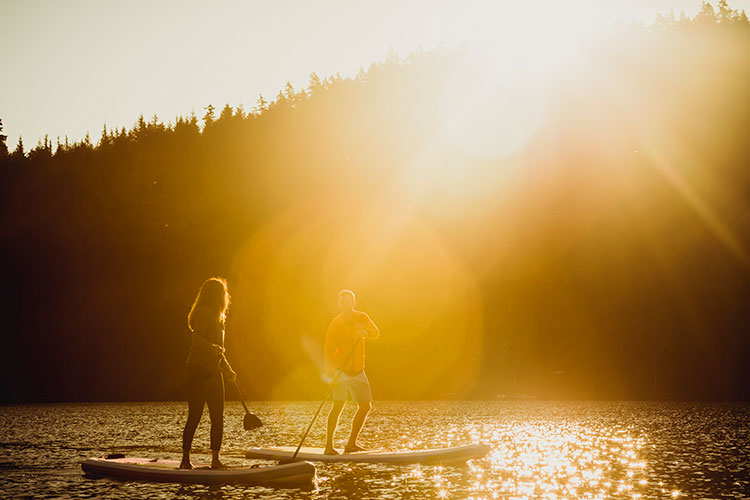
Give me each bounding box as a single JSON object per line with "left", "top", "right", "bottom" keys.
{"left": 245, "top": 443, "right": 490, "bottom": 465}
{"left": 81, "top": 456, "right": 315, "bottom": 485}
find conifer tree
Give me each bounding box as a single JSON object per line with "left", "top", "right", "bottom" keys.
{"left": 219, "top": 104, "right": 233, "bottom": 121}
{"left": 273, "top": 90, "right": 288, "bottom": 110}
{"left": 308, "top": 71, "right": 322, "bottom": 89}
{"left": 0, "top": 118, "right": 8, "bottom": 158}
{"left": 717, "top": 0, "right": 735, "bottom": 23}
{"left": 203, "top": 104, "right": 215, "bottom": 128}
{"left": 13, "top": 136, "right": 24, "bottom": 158}
{"left": 253, "top": 94, "right": 268, "bottom": 115}
{"left": 696, "top": 2, "right": 718, "bottom": 25}
{"left": 283, "top": 82, "right": 298, "bottom": 108}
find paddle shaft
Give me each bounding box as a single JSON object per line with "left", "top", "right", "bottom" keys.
{"left": 232, "top": 380, "right": 251, "bottom": 415}
{"left": 289, "top": 335, "right": 362, "bottom": 461}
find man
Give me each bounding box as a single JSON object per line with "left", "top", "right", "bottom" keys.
{"left": 324, "top": 289, "right": 380, "bottom": 455}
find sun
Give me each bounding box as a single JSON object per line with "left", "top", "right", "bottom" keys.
{"left": 440, "top": 0, "right": 605, "bottom": 74}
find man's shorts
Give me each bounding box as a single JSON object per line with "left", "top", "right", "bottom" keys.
{"left": 332, "top": 371, "right": 372, "bottom": 402}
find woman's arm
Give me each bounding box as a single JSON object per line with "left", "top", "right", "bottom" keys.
{"left": 219, "top": 352, "right": 236, "bottom": 379}
{"left": 192, "top": 331, "right": 224, "bottom": 353}
{"left": 191, "top": 313, "right": 225, "bottom": 359}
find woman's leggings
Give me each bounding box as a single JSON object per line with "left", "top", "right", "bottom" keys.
{"left": 182, "top": 367, "right": 224, "bottom": 452}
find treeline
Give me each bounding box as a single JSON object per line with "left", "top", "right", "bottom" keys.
{"left": 0, "top": 5, "right": 748, "bottom": 402}
{"left": 2, "top": 2, "right": 748, "bottom": 163}
{"left": 650, "top": 0, "right": 749, "bottom": 28}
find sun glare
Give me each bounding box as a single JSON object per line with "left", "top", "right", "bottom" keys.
{"left": 441, "top": 0, "right": 605, "bottom": 73}
{"left": 389, "top": 0, "right": 615, "bottom": 218}
{"left": 230, "top": 196, "right": 484, "bottom": 399}
{"left": 439, "top": 65, "right": 547, "bottom": 159}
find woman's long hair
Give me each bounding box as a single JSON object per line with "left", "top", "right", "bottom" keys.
{"left": 188, "top": 277, "right": 231, "bottom": 331}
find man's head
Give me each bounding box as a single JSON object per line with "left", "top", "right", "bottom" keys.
{"left": 338, "top": 289, "right": 356, "bottom": 312}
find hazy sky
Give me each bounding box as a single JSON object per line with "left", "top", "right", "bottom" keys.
{"left": 2, "top": 0, "right": 749, "bottom": 149}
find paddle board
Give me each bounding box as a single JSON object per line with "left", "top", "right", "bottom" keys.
{"left": 81, "top": 456, "right": 315, "bottom": 485}
{"left": 245, "top": 443, "right": 490, "bottom": 465}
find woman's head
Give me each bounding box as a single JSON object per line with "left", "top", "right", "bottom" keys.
{"left": 188, "top": 277, "right": 231, "bottom": 330}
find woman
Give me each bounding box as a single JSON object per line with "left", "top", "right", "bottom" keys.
{"left": 180, "top": 277, "right": 237, "bottom": 469}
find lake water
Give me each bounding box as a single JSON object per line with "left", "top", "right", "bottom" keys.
{"left": 0, "top": 401, "right": 748, "bottom": 499}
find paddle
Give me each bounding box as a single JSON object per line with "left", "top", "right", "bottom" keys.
{"left": 232, "top": 380, "right": 263, "bottom": 430}
{"left": 279, "top": 335, "right": 363, "bottom": 464}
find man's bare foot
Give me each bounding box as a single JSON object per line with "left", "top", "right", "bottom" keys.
{"left": 179, "top": 460, "right": 193, "bottom": 470}
{"left": 323, "top": 446, "right": 340, "bottom": 455}
{"left": 344, "top": 443, "right": 366, "bottom": 453}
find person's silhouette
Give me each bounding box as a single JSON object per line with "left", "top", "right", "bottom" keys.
{"left": 324, "top": 289, "right": 380, "bottom": 454}
{"left": 180, "top": 277, "right": 238, "bottom": 469}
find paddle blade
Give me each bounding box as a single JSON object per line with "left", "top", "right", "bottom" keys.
{"left": 243, "top": 413, "right": 263, "bottom": 430}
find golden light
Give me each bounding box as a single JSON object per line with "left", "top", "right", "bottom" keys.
{"left": 229, "top": 195, "right": 483, "bottom": 399}
{"left": 440, "top": 0, "right": 604, "bottom": 71}
{"left": 438, "top": 62, "right": 547, "bottom": 159}
{"left": 388, "top": 2, "right": 615, "bottom": 221}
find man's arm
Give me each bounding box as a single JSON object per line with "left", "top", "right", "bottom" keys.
{"left": 358, "top": 312, "right": 380, "bottom": 340}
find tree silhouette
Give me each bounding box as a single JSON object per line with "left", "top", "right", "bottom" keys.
{"left": 696, "top": 1, "right": 718, "bottom": 25}
{"left": 12, "top": 135, "right": 24, "bottom": 158}
{"left": 253, "top": 94, "right": 268, "bottom": 115}
{"left": 203, "top": 104, "right": 216, "bottom": 128}
{"left": 0, "top": 118, "right": 7, "bottom": 158}
{"left": 717, "top": 0, "right": 735, "bottom": 23}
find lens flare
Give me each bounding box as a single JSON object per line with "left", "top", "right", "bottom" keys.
{"left": 230, "top": 196, "right": 483, "bottom": 399}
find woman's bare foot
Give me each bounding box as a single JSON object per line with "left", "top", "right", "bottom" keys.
{"left": 323, "top": 446, "right": 340, "bottom": 455}
{"left": 179, "top": 451, "right": 193, "bottom": 469}
{"left": 210, "top": 450, "right": 225, "bottom": 469}
{"left": 344, "top": 443, "right": 366, "bottom": 453}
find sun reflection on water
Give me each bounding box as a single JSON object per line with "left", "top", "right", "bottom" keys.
{"left": 428, "top": 422, "right": 651, "bottom": 499}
